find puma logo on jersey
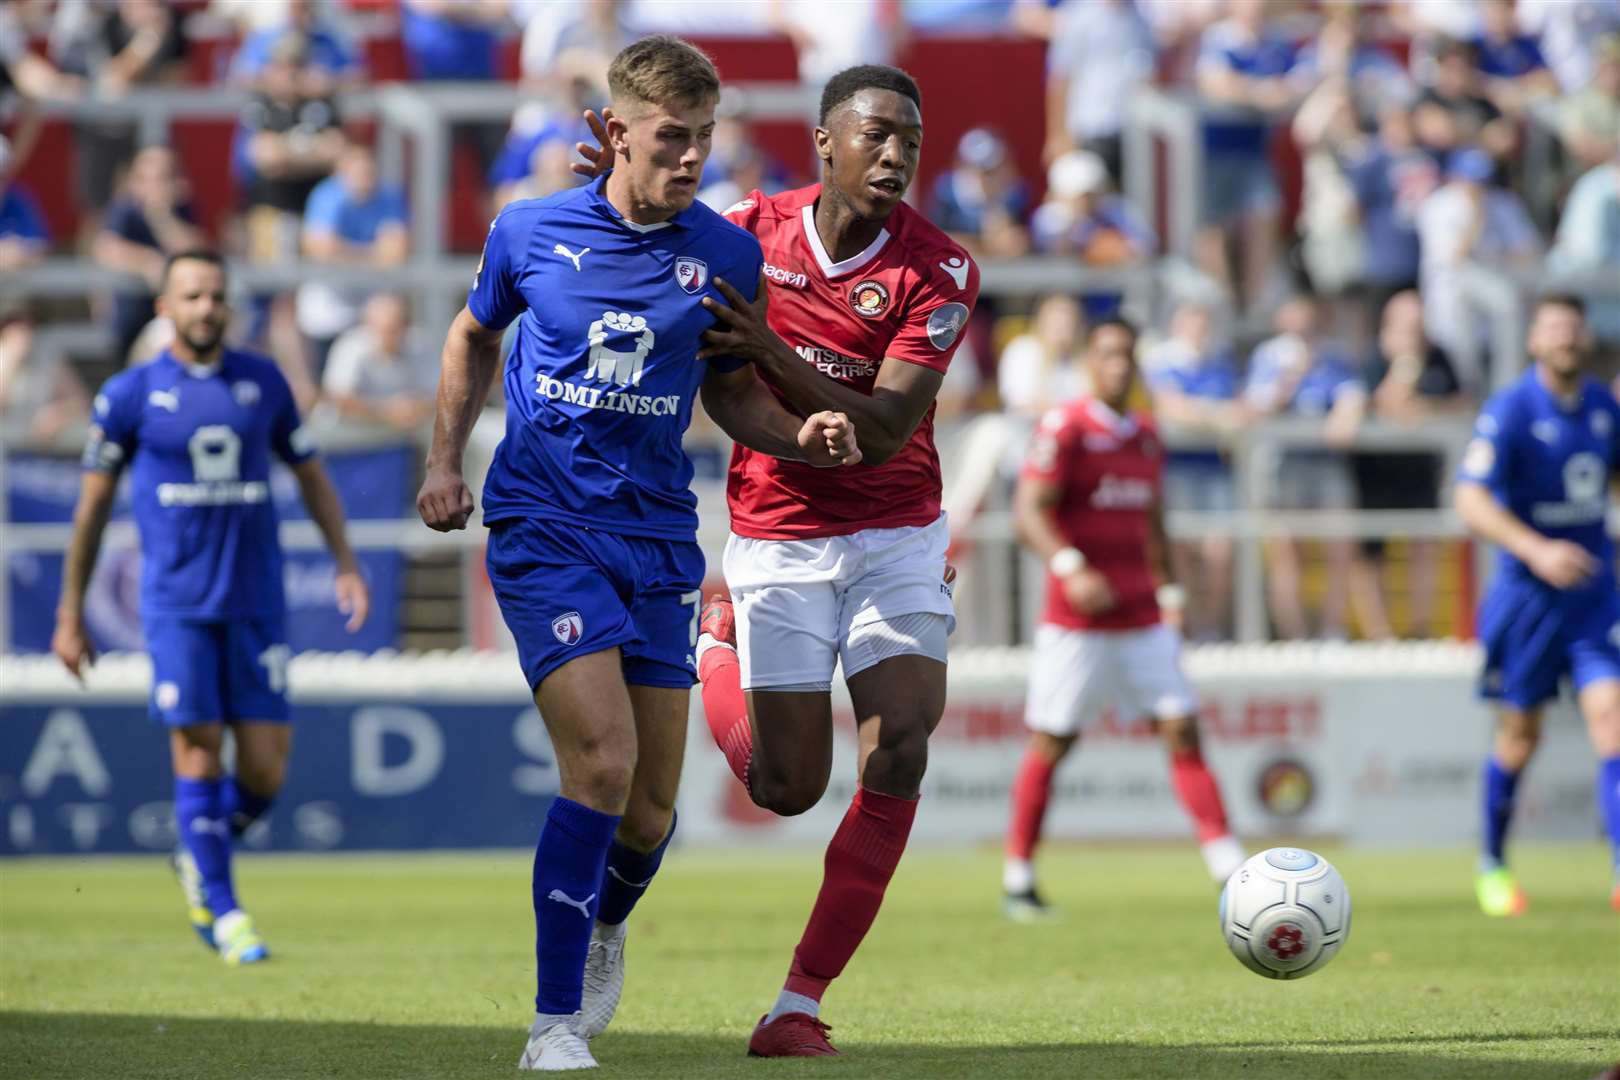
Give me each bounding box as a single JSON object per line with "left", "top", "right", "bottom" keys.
{"left": 553, "top": 243, "right": 590, "bottom": 271}
{"left": 938, "top": 256, "right": 970, "bottom": 290}
{"left": 148, "top": 389, "right": 180, "bottom": 412}
{"left": 547, "top": 889, "right": 595, "bottom": 919}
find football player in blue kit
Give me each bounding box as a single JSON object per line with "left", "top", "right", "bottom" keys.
{"left": 1454, "top": 294, "right": 1620, "bottom": 916}
{"left": 414, "top": 36, "right": 860, "bottom": 1072}
{"left": 52, "top": 250, "right": 371, "bottom": 964}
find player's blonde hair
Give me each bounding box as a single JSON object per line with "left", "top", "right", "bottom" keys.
{"left": 607, "top": 35, "right": 720, "bottom": 116}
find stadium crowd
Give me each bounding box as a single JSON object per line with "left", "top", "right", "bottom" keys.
{"left": 1, "top": 0, "right": 1617, "bottom": 644}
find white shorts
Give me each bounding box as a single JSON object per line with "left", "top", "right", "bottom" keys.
{"left": 1024, "top": 622, "right": 1196, "bottom": 736}
{"left": 723, "top": 514, "right": 956, "bottom": 691}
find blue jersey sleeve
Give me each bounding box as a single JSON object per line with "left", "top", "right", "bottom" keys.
{"left": 1459, "top": 392, "right": 1516, "bottom": 490}
{"left": 705, "top": 244, "right": 763, "bottom": 375}
{"left": 267, "top": 367, "right": 317, "bottom": 465}
{"left": 82, "top": 372, "right": 141, "bottom": 473}
{"left": 468, "top": 205, "right": 535, "bottom": 331}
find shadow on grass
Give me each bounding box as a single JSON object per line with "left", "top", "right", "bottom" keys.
{"left": 1, "top": 1012, "right": 1613, "bottom": 1080}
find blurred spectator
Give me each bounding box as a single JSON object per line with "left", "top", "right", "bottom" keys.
{"left": 91, "top": 145, "right": 204, "bottom": 361}
{"left": 1559, "top": 33, "right": 1620, "bottom": 173}
{"left": 997, "top": 293, "right": 1086, "bottom": 418}
{"left": 1041, "top": 0, "right": 1156, "bottom": 183}
{"left": 1194, "top": 0, "right": 1304, "bottom": 311}
{"left": 1516, "top": 0, "right": 1620, "bottom": 94}
{"left": 927, "top": 128, "right": 1030, "bottom": 260}
{"left": 234, "top": 34, "right": 344, "bottom": 263}
{"left": 1291, "top": 79, "right": 1366, "bottom": 299}
{"left": 50, "top": 0, "right": 187, "bottom": 223}
{"left": 1, "top": 1, "right": 82, "bottom": 105}
{"left": 1292, "top": 2, "right": 1411, "bottom": 125}
{"left": 501, "top": 137, "right": 585, "bottom": 206}
{"left": 1340, "top": 101, "right": 1442, "bottom": 317}
{"left": 768, "top": 0, "right": 898, "bottom": 90}
{"left": 1411, "top": 38, "right": 1517, "bottom": 162}
{"left": 0, "top": 304, "right": 90, "bottom": 446}
{"left": 1244, "top": 295, "right": 1365, "bottom": 640}
{"left": 1548, "top": 157, "right": 1620, "bottom": 345}
{"left": 402, "top": 0, "right": 510, "bottom": 180}
{"left": 321, "top": 293, "right": 434, "bottom": 431}
{"left": 1416, "top": 148, "right": 1541, "bottom": 390}
{"left": 1348, "top": 290, "right": 1466, "bottom": 641}
{"left": 229, "top": 0, "right": 361, "bottom": 95}
{"left": 1031, "top": 150, "right": 1152, "bottom": 266}
{"left": 1143, "top": 302, "right": 1245, "bottom": 641}
{"left": 515, "top": 0, "right": 630, "bottom": 109}
{"left": 296, "top": 143, "right": 409, "bottom": 375}
{"left": 1472, "top": 0, "right": 1559, "bottom": 117}
{"left": 1390, "top": 0, "right": 1481, "bottom": 85}
{"left": 0, "top": 136, "right": 49, "bottom": 271}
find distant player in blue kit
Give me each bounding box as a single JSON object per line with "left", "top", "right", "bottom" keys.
{"left": 414, "top": 37, "right": 860, "bottom": 1072}
{"left": 52, "top": 250, "right": 371, "bottom": 964}
{"left": 1454, "top": 294, "right": 1620, "bottom": 916}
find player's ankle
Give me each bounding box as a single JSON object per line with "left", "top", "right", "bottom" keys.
{"left": 765, "top": 989, "right": 821, "bottom": 1023}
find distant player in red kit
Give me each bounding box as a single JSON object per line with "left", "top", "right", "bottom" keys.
{"left": 574, "top": 63, "right": 979, "bottom": 1057}
{"left": 1001, "top": 317, "right": 1245, "bottom": 920}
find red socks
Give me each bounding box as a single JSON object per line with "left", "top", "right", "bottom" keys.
{"left": 1170, "top": 745, "right": 1230, "bottom": 843}
{"left": 1005, "top": 747, "right": 1057, "bottom": 862}
{"left": 783, "top": 787, "right": 918, "bottom": 1001}
{"left": 698, "top": 646, "right": 752, "bottom": 791}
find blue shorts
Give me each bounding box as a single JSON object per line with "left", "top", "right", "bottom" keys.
{"left": 1478, "top": 576, "right": 1620, "bottom": 709}
{"left": 486, "top": 517, "right": 706, "bottom": 691}
{"left": 145, "top": 616, "right": 290, "bottom": 726}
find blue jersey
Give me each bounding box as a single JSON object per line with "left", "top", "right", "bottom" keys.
{"left": 84, "top": 348, "right": 315, "bottom": 621}
{"left": 469, "top": 174, "right": 763, "bottom": 541}
{"left": 1459, "top": 369, "right": 1620, "bottom": 592}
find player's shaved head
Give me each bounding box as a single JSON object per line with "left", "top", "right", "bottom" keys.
{"left": 818, "top": 65, "right": 921, "bottom": 126}
{"left": 607, "top": 35, "right": 720, "bottom": 119}
{"left": 159, "top": 249, "right": 226, "bottom": 295}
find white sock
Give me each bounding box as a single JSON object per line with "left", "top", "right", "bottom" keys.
{"left": 530, "top": 1011, "right": 581, "bottom": 1037}
{"left": 593, "top": 919, "right": 626, "bottom": 942}
{"left": 1201, "top": 835, "right": 1247, "bottom": 885}
{"left": 694, "top": 632, "right": 734, "bottom": 666}
{"left": 765, "top": 990, "right": 820, "bottom": 1024}
{"left": 1003, "top": 857, "right": 1035, "bottom": 894}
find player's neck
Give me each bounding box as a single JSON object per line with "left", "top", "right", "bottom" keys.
{"left": 604, "top": 171, "right": 677, "bottom": 227}
{"left": 170, "top": 343, "right": 223, "bottom": 370}
{"left": 1533, "top": 362, "right": 1581, "bottom": 404}
{"left": 812, "top": 187, "right": 887, "bottom": 264}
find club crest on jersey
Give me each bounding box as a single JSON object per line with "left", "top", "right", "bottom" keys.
{"left": 850, "top": 279, "right": 890, "bottom": 319}
{"left": 551, "top": 611, "right": 584, "bottom": 646}
{"left": 674, "top": 257, "right": 708, "bottom": 294}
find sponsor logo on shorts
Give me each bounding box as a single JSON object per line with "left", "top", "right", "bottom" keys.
{"left": 926, "top": 302, "right": 969, "bottom": 351}
{"left": 155, "top": 681, "right": 180, "bottom": 711}
{"left": 552, "top": 611, "right": 584, "bottom": 646}
{"left": 850, "top": 279, "right": 890, "bottom": 319}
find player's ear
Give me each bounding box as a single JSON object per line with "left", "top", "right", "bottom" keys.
{"left": 812, "top": 125, "right": 833, "bottom": 166}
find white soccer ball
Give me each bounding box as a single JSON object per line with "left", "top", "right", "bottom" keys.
{"left": 1219, "top": 847, "right": 1350, "bottom": 980}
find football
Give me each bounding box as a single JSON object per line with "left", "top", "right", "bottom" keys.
{"left": 1220, "top": 848, "right": 1351, "bottom": 980}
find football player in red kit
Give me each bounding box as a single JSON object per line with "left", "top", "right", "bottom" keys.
{"left": 573, "top": 62, "right": 980, "bottom": 1057}
{"left": 1001, "top": 317, "right": 1245, "bottom": 920}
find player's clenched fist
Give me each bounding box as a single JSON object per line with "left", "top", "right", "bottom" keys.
{"left": 1527, "top": 537, "right": 1599, "bottom": 590}
{"left": 418, "top": 465, "right": 475, "bottom": 531}
{"left": 1061, "top": 568, "right": 1118, "bottom": 617}
{"left": 798, "top": 410, "right": 862, "bottom": 468}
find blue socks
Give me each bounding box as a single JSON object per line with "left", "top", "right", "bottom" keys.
{"left": 598, "top": 810, "right": 676, "bottom": 927}
{"left": 174, "top": 777, "right": 237, "bottom": 918}
{"left": 222, "top": 779, "right": 275, "bottom": 839}
{"left": 533, "top": 797, "right": 619, "bottom": 1015}
{"left": 1598, "top": 756, "right": 1620, "bottom": 873}
{"left": 1481, "top": 756, "right": 1522, "bottom": 868}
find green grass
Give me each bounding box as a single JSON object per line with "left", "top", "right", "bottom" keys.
{"left": 2, "top": 845, "right": 1616, "bottom": 1079}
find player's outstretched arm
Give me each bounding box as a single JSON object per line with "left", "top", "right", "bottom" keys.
{"left": 1454, "top": 480, "right": 1598, "bottom": 590}
{"left": 700, "top": 365, "right": 861, "bottom": 467}
{"left": 418, "top": 307, "right": 504, "bottom": 531}
{"left": 52, "top": 470, "right": 118, "bottom": 683}
{"left": 700, "top": 274, "right": 940, "bottom": 465}
{"left": 291, "top": 457, "right": 370, "bottom": 632}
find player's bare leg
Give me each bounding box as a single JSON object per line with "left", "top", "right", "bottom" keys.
{"left": 171, "top": 723, "right": 267, "bottom": 963}
{"left": 1003, "top": 730, "right": 1076, "bottom": 919}
{"left": 1159, "top": 715, "right": 1245, "bottom": 884}
{"left": 228, "top": 722, "right": 290, "bottom": 839}
{"left": 1577, "top": 679, "right": 1620, "bottom": 910}
{"left": 750, "top": 652, "right": 944, "bottom": 1058}
{"left": 581, "top": 684, "right": 687, "bottom": 1039}
{"left": 521, "top": 648, "right": 641, "bottom": 1071}
{"left": 1478, "top": 705, "right": 1541, "bottom": 917}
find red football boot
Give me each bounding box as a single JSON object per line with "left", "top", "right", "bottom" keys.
{"left": 747, "top": 1013, "right": 839, "bottom": 1057}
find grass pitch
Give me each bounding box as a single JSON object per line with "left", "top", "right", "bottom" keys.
{"left": 2, "top": 845, "right": 1616, "bottom": 1079}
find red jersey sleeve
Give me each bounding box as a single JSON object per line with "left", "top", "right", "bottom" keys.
{"left": 721, "top": 189, "right": 766, "bottom": 232}
{"left": 1020, "top": 406, "right": 1079, "bottom": 487}
{"left": 885, "top": 247, "right": 980, "bottom": 374}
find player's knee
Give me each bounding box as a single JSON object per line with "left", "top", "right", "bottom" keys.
{"left": 1160, "top": 716, "right": 1200, "bottom": 754}
{"left": 862, "top": 720, "right": 930, "bottom": 796}
{"left": 561, "top": 740, "right": 637, "bottom": 809}
{"left": 235, "top": 759, "right": 286, "bottom": 796}
{"left": 752, "top": 768, "right": 827, "bottom": 817}
{"left": 1032, "top": 732, "right": 1076, "bottom": 765}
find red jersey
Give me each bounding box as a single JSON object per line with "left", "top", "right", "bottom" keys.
{"left": 1022, "top": 397, "right": 1163, "bottom": 631}
{"left": 722, "top": 185, "right": 980, "bottom": 539}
